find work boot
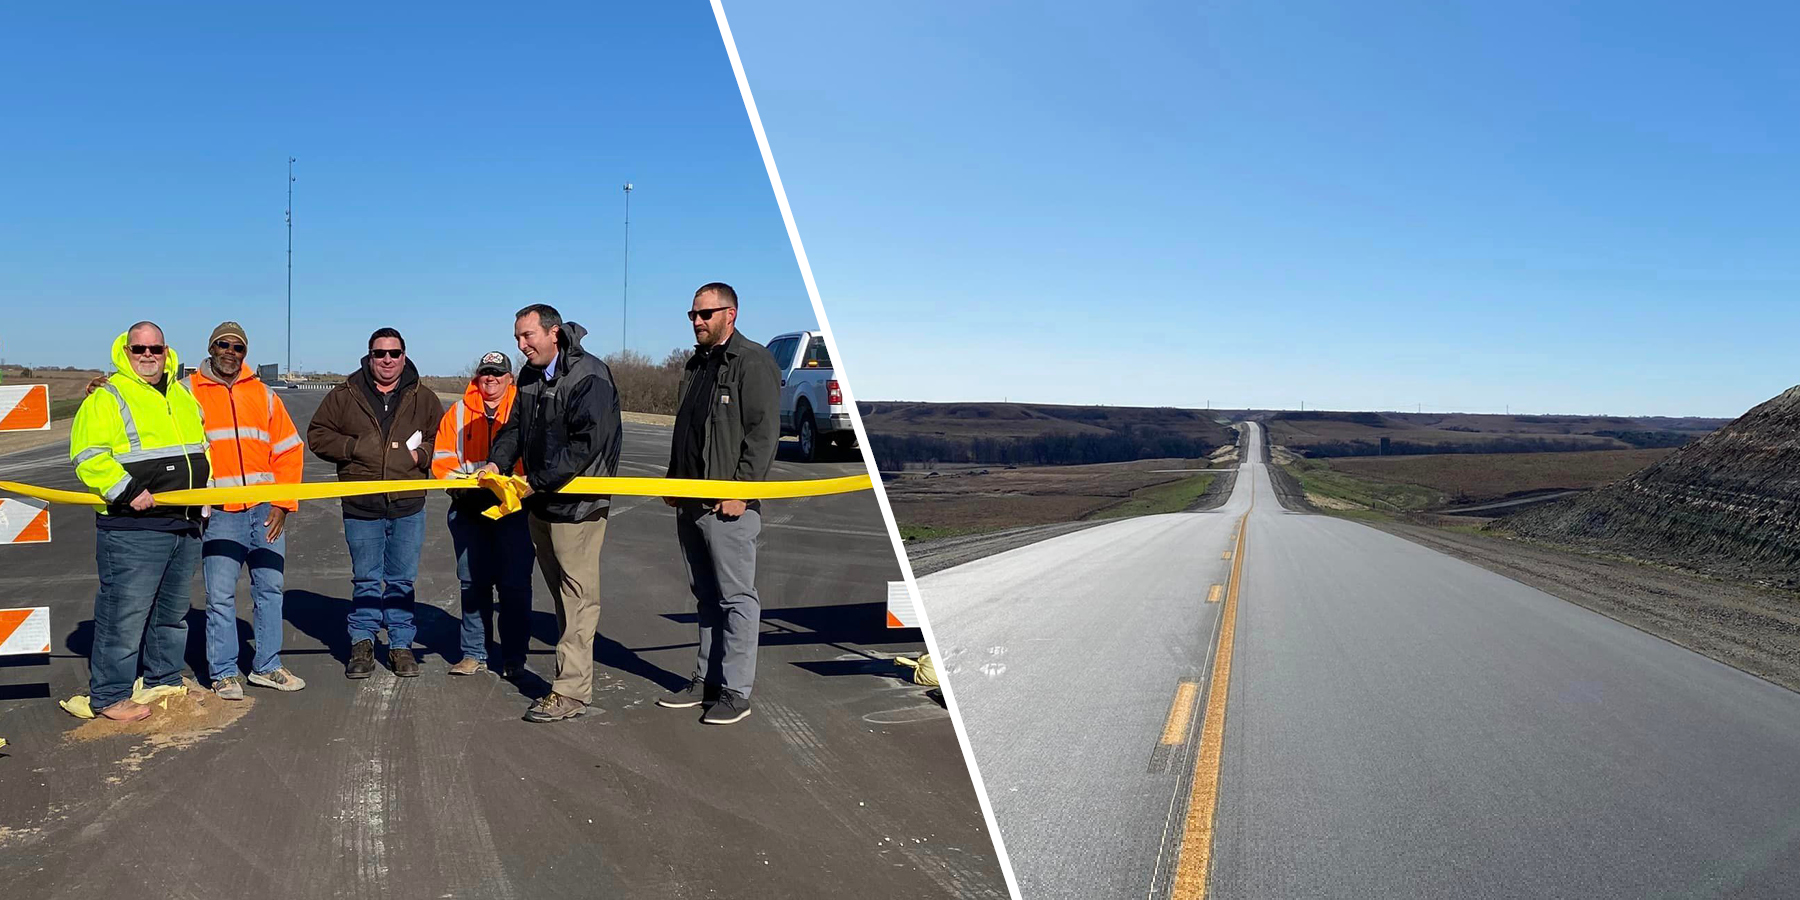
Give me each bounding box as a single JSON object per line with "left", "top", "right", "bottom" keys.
{"left": 523, "top": 692, "right": 586, "bottom": 723}
{"left": 500, "top": 659, "right": 527, "bottom": 681}
{"left": 248, "top": 667, "right": 306, "bottom": 692}
{"left": 346, "top": 640, "right": 376, "bottom": 679}
{"left": 212, "top": 675, "right": 245, "bottom": 701}
{"left": 701, "top": 691, "right": 752, "bottom": 725}
{"left": 448, "top": 657, "right": 488, "bottom": 676}
{"left": 390, "top": 647, "right": 420, "bottom": 678}
{"left": 97, "top": 698, "right": 153, "bottom": 722}
{"left": 656, "top": 677, "right": 713, "bottom": 709}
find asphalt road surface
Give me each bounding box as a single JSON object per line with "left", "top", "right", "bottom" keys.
{"left": 0, "top": 389, "right": 1007, "bottom": 900}
{"left": 921, "top": 421, "right": 1800, "bottom": 899}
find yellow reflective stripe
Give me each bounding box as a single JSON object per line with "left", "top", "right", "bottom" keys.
{"left": 0, "top": 473, "right": 872, "bottom": 508}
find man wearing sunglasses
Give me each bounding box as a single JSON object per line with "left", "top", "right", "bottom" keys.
{"left": 307, "top": 328, "right": 443, "bottom": 679}
{"left": 655, "top": 282, "right": 781, "bottom": 725}
{"left": 69, "top": 322, "right": 210, "bottom": 722}
{"left": 186, "top": 322, "right": 308, "bottom": 699}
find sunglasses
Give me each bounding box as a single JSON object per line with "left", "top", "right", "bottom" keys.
{"left": 687, "top": 306, "right": 733, "bottom": 322}
{"left": 213, "top": 340, "right": 247, "bottom": 354}
{"left": 129, "top": 344, "right": 167, "bottom": 356}
{"left": 370, "top": 348, "right": 405, "bottom": 359}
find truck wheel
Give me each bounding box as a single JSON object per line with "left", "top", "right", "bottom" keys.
{"left": 798, "top": 412, "right": 818, "bottom": 462}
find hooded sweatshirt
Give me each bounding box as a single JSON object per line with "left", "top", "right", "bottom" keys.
{"left": 305, "top": 354, "right": 444, "bottom": 519}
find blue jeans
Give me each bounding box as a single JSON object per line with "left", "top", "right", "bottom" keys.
{"left": 202, "top": 504, "right": 287, "bottom": 681}
{"left": 91, "top": 529, "right": 199, "bottom": 709}
{"left": 343, "top": 510, "right": 425, "bottom": 648}
{"left": 447, "top": 507, "right": 534, "bottom": 664}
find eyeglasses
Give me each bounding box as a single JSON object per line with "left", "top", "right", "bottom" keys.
{"left": 370, "top": 349, "right": 405, "bottom": 359}
{"left": 213, "top": 340, "right": 247, "bottom": 354}
{"left": 129, "top": 344, "right": 167, "bottom": 356}
{"left": 687, "top": 306, "right": 733, "bottom": 322}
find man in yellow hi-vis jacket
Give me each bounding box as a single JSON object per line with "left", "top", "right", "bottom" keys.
{"left": 70, "top": 322, "right": 210, "bottom": 722}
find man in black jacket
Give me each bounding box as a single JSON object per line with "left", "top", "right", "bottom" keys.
{"left": 483, "top": 303, "right": 622, "bottom": 723}
{"left": 654, "top": 282, "right": 781, "bottom": 725}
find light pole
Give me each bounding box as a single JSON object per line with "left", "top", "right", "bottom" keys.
{"left": 286, "top": 157, "right": 295, "bottom": 378}
{"left": 621, "top": 182, "right": 632, "bottom": 354}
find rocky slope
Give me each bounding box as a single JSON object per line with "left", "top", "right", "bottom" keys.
{"left": 1502, "top": 385, "right": 1800, "bottom": 588}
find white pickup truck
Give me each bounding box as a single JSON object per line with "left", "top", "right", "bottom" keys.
{"left": 766, "top": 330, "right": 857, "bottom": 462}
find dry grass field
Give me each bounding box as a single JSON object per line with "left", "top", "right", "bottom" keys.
{"left": 1327, "top": 448, "right": 1675, "bottom": 504}
{"left": 885, "top": 457, "right": 1218, "bottom": 538}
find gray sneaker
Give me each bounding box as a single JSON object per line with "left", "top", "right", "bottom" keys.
{"left": 212, "top": 675, "right": 246, "bottom": 701}
{"left": 248, "top": 667, "right": 306, "bottom": 692}
{"left": 701, "top": 691, "right": 752, "bottom": 725}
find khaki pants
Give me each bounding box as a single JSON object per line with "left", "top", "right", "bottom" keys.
{"left": 528, "top": 511, "right": 608, "bottom": 704}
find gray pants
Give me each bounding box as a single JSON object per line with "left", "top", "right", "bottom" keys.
{"left": 678, "top": 502, "right": 762, "bottom": 698}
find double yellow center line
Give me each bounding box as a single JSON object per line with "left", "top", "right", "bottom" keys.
{"left": 1172, "top": 497, "right": 1252, "bottom": 897}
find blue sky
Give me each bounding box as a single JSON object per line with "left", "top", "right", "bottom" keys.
{"left": 0, "top": 2, "right": 813, "bottom": 376}
{"left": 729, "top": 1, "right": 1800, "bottom": 418}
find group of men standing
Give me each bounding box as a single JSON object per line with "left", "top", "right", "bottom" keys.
{"left": 69, "top": 283, "right": 782, "bottom": 728}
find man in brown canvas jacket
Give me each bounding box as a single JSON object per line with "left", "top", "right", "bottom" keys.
{"left": 306, "top": 327, "right": 444, "bottom": 679}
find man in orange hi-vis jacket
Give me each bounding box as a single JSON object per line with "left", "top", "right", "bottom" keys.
{"left": 189, "top": 322, "right": 307, "bottom": 699}
{"left": 433, "top": 351, "right": 534, "bottom": 678}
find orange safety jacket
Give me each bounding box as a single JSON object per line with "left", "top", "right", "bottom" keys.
{"left": 185, "top": 360, "right": 305, "bottom": 512}
{"left": 433, "top": 381, "right": 521, "bottom": 477}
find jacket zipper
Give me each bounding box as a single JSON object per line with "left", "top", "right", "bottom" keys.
{"left": 225, "top": 379, "right": 249, "bottom": 494}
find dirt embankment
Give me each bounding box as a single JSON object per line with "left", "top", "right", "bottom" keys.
{"left": 1504, "top": 384, "right": 1800, "bottom": 590}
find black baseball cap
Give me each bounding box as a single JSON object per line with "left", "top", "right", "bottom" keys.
{"left": 476, "top": 351, "right": 511, "bottom": 375}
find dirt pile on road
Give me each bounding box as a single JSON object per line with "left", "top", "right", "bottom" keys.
{"left": 1502, "top": 385, "right": 1800, "bottom": 587}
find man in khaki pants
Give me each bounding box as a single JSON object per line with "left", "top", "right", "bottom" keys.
{"left": 483, "top": 304, "right": 622, "bottom": 722}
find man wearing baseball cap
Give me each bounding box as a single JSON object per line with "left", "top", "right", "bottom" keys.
{"left": 186, "top": 322, "right": 307, "bottom": 698}
{"left": 433, "top": 351, "right": 534, "bottom": 677}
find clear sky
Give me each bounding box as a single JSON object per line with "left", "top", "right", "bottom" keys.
{"left": 729, "top": 1, "right": 1800, "bottom": 418}
{"left": 0, "top": 2, "right": 814, "bottom": 376}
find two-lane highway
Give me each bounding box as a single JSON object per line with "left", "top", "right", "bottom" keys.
{"left": 922, "top": 421, "right": 1800, "bottom": 898}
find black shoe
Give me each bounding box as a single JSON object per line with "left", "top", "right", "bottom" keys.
{"left": 390, "top": 647, "right": 420, "bottom": 678}
{"left": 701, "top": 691, "right": 752, "bottom": 725}
{"left": 346, "top": 640, "right": 376, "bottom": 679}
{"left": 656, "top": 678, "right": 714, "bottom": 710}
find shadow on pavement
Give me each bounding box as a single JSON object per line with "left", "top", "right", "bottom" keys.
{"left": 526, "top": 609, "right": 689, "bottom": 694}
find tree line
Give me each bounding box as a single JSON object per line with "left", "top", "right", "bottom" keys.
{"left": 869, "top": 426, "right": 1220, "bottom": 468}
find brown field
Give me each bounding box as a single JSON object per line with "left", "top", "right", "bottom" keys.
{"left": 861, "top": 400, "right": 1233, "bottom": 443}
{"left": 883, "top": 457, "right": 1212, "bottom": 533}
{"left": 1261, "top": 409, "right": 1726, "bottom": 455}
{"left": 1326, "top": 448, "right": 1675, "bottom": 505}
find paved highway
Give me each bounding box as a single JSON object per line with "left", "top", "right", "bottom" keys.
{"left": 0, "top": 390, "right": 1007, "bottom": 899}
{"left": 922, "top": 421, "right": 1800, "bottom": 899}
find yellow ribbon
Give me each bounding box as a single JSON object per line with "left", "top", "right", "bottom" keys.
{"left": 0, "top": 472, "right": 874, "bottom": 515}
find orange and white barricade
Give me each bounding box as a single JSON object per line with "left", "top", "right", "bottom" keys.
{"left": 0, "top": 498, "right": 50, "bottom": 545}
{"left": 887, "top": 580, "right": 920, "bottom": 629}
{"left": 0, "top": 384, "right": 50, "bottom": 432}
{"left": 0, "top": 607, "right": 51, "bottom": 655}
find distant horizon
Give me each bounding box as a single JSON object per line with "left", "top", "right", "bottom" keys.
{"left": 856, "top": 396, "right": 1752, "bottom": 422}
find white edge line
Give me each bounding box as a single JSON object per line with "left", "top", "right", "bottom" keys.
{"left": 709, "top": 5, "right": 1024, "bottom": 899}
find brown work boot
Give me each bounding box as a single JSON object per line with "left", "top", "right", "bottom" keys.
{"left": 346, "top": 640, "right": 376, "bottom": 679}
{"left": 522, "top": 691, "right": 587, "bottom": 723}
{"left": 447, "top": 657, "right": 488, "bottom": 676}
{"left": 97, "top": 699, "right": 152, "bottom": 722}
{"left": 389, "top": 647, "right": 420, "bottom": 678}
